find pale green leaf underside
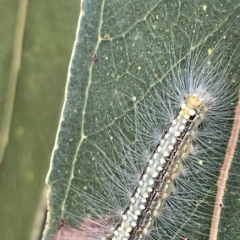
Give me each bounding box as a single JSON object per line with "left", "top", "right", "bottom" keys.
{"left": 0, "top": 1, "right": 79, "bottom": 240}
{"left": 44, "top": 0, "right": 240, "bottom": 239}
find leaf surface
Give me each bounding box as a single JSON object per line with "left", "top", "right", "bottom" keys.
{"left": 45, "top": 1, "right": 240, "bottom": 239}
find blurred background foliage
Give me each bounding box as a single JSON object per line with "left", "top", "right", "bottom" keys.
{"left": 0, "top": 1, "right": 79, "bottom": 239}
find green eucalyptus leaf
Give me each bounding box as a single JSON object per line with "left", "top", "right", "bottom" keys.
{"left": 44, "top": 1, "right": 240, "bottom": 239}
